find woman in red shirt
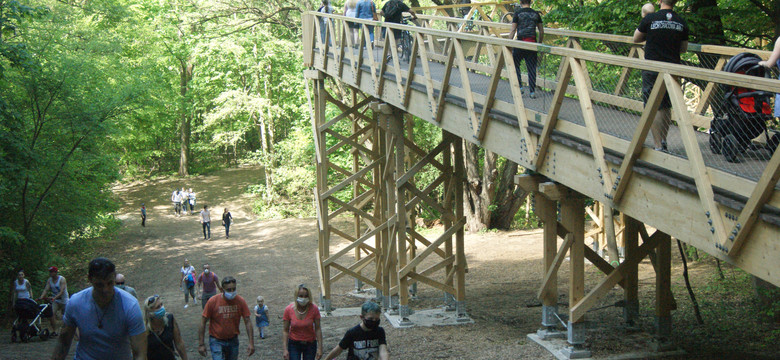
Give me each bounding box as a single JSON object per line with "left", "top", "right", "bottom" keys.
{"left": 283, "top": 284, "right": 323, "bottom": 360}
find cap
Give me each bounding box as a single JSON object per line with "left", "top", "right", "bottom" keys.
{"left": 48, "top": 266, "right": 58, "bottom": 272}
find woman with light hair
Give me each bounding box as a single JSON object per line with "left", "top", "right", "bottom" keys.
{"left": 283, "top": 284, "right": 323, "bottom": 360}
{"left": 345, "top": 0, "right": 359, "bottom": 45}
{"left": 144, "top": 295, "right": 188, "bottom": 360}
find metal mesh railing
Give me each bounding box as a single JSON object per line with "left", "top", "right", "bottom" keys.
{"left": 306, "top": 11, "right": 780, "bottom": 188}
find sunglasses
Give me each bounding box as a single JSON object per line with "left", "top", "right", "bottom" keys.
{"left": 147, "top": 295, "right": 160, "bottom": 305}
{"left": 115, "top": 282, "right": 124, "bottom": 285}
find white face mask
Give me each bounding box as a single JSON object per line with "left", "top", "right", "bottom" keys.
{"left": 296, "top": 297, "right": 310, "bottom": 306}
{"left": 224, "top": 291, "right": 237, "bottom": 300}
{"left": 204, "top": 269, "right": 210, "bottom": 274}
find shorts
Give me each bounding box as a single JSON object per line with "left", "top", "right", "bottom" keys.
{"left": 641, "top": 70, "right": 672, "bottom": 110}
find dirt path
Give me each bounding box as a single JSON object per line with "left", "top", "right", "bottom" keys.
{"left": 0, "top": 166, "right": 773, "bottom": 359}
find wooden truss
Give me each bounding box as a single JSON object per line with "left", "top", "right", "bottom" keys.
{"left": 308, "top": 71, "right": 467, "bottom": 319}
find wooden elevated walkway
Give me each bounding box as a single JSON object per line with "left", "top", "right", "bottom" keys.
{"left": 303, "top": 6, "right": 780, "bottom": 354}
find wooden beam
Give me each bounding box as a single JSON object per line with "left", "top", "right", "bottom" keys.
{"left": 534, "top": 57, "right": 573, "bottom": 170}
{"left": 570, "top": 230, "right": 663, "bottom": 322}
{"left": 665, "top": 74, "right": 728, "bottom": 248}
{"left": 477, "top": 49, "right": 505, "bottom": 141}
{"left": 728, "top": 147, "right": 780, "bottom": 256}
{"left": 611, "top": 73, "right": 665, "bottom": 204}
{"left": 536, "top": 233, "right": 574, "bottom": 300}
{"left": 399, "top": 217, "right": 466, "bottom": 278}
{"left": 434, "top": 42, "right": 457, "bottom": 123}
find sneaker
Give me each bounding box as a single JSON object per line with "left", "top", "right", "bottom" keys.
{"left": 661, "top": 140, "right": 668, "bottom": 152}
{"left": 184, "top": 304, "right": 189, "bottom": 309}
{"left": 529, "top": 91, "right": 536, "bottom": 99}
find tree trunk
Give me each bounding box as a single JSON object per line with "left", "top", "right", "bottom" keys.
{"left": 179, "top": 62, "right": 194, "bottom": 176}
{"left": 464, "top": 143, "right": 523, "bottom": 231}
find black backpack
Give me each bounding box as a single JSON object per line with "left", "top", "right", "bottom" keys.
{"left": 384, "top": 0, "right": 403, "bottom": 20}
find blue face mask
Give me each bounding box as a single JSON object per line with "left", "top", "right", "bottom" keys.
{"left": 224, "top": 291, "right": 237, "bottom": 300}
{"left": 153, "top": 306, "right": 166, "bottom": 319}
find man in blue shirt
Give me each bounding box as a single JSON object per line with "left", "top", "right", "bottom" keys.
{"left": 49, "top": 258, "right": 147, "bottom": 360}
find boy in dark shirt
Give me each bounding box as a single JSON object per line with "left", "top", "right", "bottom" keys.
{"left": 633, "top": 0, "right": 689, "bottom": 151}
{"left": 323, "top": 302, "right": 389, "bottom": 360}
{"left": 509, "top": 0, "right": 543, "bottom": 99}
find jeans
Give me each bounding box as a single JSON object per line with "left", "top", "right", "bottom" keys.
{"left": 512, "top": 47, "right": 538, "bottom": 92}
{"left": 202, "top": 221, "right": 211, "bottom": 239}
{"left": 288, "top": 339, "right": 317, "bottom": 360}
{"left": 184, "top": 285, "right": 196, "bottom": 303}
{"left": 209, "top": 336, "right": 239, "bottom": 360}
{"left": 202, "top": 291, "right": 216, "bottom": 309}
{"left": 224, "top": 223, "right": 230, "bottom": 237}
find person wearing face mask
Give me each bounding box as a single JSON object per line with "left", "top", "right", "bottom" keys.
{"left": 283, "top": 284, "right": 323, "bottom": 360}
{"left": 198, "top": 276, "right": 255, "bottom": 360}
{"left": 144, "top": 295, "right": 189, "bottom": 360}
{"left": 323, "top": 301, "right": 389, "bottom": 360}
{"left": 197, "top": 263, "right": 223, "bottom": 309}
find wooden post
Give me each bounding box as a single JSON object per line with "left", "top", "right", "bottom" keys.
{"left": 391, "top": 109, "right": 412, "bottom": 323}
{"left": 623, "top": 216, "right": 640, "bottom": 326}
{"left": 312, "top": 75, "right": 332, "bottom": 312}
{"left": 352, "top": 91, "right": 363, "bottom": 291}
{"left": 443, "top": 130, "right": 455, "bottom": 309}
{"left": 655, "top": 231, "right": 673, "bottom": 346}
{"left": 536, "top": 191, "right": 562, "bottom": 336}
{"left": 561, "top": 195, "right": 587, "bottom": 352}
{"left": 453, "top": 132, "right": 467, "bottom": 319}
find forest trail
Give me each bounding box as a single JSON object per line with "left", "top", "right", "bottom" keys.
{"left": 0, "top": 165, "right": 570, "bottom": 359}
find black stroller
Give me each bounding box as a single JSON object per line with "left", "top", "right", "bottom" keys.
{"left": 709, "top": 52, "right": 780, "bottom": 163}
{"left": 11, "top": 298, "right": 52, "bottom": 342}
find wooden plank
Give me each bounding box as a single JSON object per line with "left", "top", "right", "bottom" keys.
{"left": 569, "top": 57, "right": 613, "bottom": 193}
{"left": 477, "top": 50, "right": 505, "bottom": 141}
{"left": 408, "top": 273, "right": 456, "bottom": 294}
{"left": 435, "top": 42, "right": 457, "bottom": 123}
{"left": 408, "top": 229, "right": 447, "bottom": 258}
{"left": 728, "top": 148, "right": 780, "bottom": 256}
{"left": 415, "top": 33, "right": 438, "bottom": 116}
{"left": 583, "top": 246, "right": 624, "bottom": 289}
{"left": 402, "top": 33, "right": 421, "bottom": 107}
{"left": 536, "top": 233, "right": 574, "bottom": 300}
{"left": 514, "top": 173, "right": 544, "bottom": 192}
{"left": 452, "top": 38, "right": 482, "bottom": 137}
{"left": 611, "top": 73, "right": 665, "bottom": 204}
{"left": 694, "top": 56, "right": 726, "bottom": 115}
{"left": 323, "top": 220, "right": 389, "bottom": 267}
{"left": 570, "top": 230, "right": 663, "bottom": 322}
{"left": 396, "top": 140, "right": 448, "bottom": 186}
{"left": 331, "top": 253, "right": 376, "bottom": 283}
{"left": 321, "top": 159, "right": 380, "bottom": 199}
{"left": 613, "top": 46, "right": 637, "bottom": 96}
{"left": 329, "top": 196, "right": 380, "bottom": 224}
{"left": 331, "top": 262, "right": 381, "bottom": 288}
{"left": 534, "top": 57, "right": 572, "bottom": 170}
{"left": 399, "top": 217, "right": 467, "bottom": 277}
{"left": 419, "top": 255, "right": 456, "bottom": 277}
{"left": 656, "top": 232, "right": 672, "bottom": 318}
{"left": 562, "top": 198, "right": 585, "bottom": 323}
{"left": 665, "top": 73, "right": 728, "bottom": 248}
{"left": 319, "top": 97, "right": 374, "bottom": 132}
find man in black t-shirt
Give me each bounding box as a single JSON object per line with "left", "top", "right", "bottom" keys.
{"left": 633, "top": 0, "right": 689, "bottom": 151}
{"left": 323, "top": 302, "right": 389, "bottom": 360}
{"left": 380, "top": 0, "right": 416, "bottom": 42}
{"left": 509, "top": 0, "right": 543, "bottom": 99}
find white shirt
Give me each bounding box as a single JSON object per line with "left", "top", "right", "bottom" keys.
{"left": 200, "top": 209, "right": 211, "bottom": 223}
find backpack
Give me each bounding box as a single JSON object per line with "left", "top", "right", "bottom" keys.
{"left": 383, "top": 0, "right": 403, "bottom": 20}
{"left": 186, "top": 273, "right": 195, "bottom": 288}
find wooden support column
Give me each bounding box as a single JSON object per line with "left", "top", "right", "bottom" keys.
{"left": 453, "top": 133, "right": 466, "bottom": 312}
{"left": 390, "top": 108, "right": 412, "bottom": 323}
{"left": 561, "top": 194, "right": 587, "bottom": 349}
{"left": 351, "top": 91, "right": 363, "bottom": 291}
{"left": 442, "top": 130, "right": 455, "bottom": 309}
{"left": 623, "top": 216, "right": 641, "bottom": 326}
{"left": 310, "top": 73, "right": 332, "bottom": 312}
{"left": 655, "top": 231, "right": 673, "bottom": 344}
{"left": 536, "top": 187, "right": 563, "bottom": 335}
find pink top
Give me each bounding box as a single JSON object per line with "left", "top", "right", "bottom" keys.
{"left": 283, "top": 303, "right": 320, "bottom": 342}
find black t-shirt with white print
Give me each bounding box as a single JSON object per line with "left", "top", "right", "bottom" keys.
{"left": 637, "top": 9, "right": 689, "bottom": 64}
{"left": 338, "top": 324, "right": 387, "bottom": 360}
{"left": 513, "top": 7, "right": 542, "bottom": 40}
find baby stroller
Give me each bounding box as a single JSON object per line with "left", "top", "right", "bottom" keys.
{"left": 709, "top": 52, "right": 780, "bottom": 163}
{"left": 11, "top": 298, "right": 52, "bottom": 342}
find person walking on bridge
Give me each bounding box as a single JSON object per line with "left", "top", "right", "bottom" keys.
{"left": 633, "top": 0, "right": 689, "bottom": 152}
{"left": 509, "top": 0, "right": 543, "bottom": 99}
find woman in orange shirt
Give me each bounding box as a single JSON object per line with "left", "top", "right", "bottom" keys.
{"left": 282, "top": 284, "right": 323, "bottom": 360}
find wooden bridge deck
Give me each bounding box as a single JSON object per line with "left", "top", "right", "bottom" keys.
{"left": 332, "top": 44, "right": 773, "bottom": 182}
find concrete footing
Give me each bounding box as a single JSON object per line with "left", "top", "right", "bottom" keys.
{"left": 384, "top": 307, "right": 474, "bottom": 328}
{"left": 528, "top": 331, "right": 685, "bottom": 360}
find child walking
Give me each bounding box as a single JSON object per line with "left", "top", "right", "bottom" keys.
{"left": 254, "top": 296, "right": 269, "bottom": 339}
{"left": 324, "top": 301, "right": 389, "bottom": 360}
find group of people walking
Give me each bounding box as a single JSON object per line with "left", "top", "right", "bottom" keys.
{"left": 156, "top": 186, "right": 233, "bottom": 240}
{"left": 25, "top": 257, "right": 388, "bottom": 360}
